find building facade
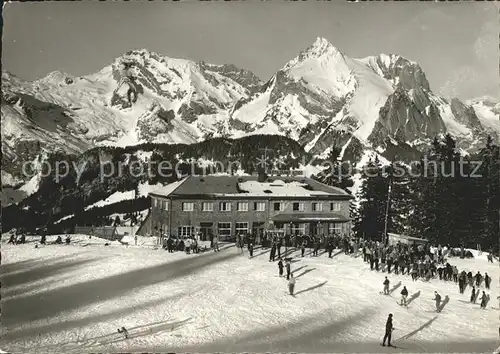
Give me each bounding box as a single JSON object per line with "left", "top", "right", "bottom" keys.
{"left": 149, "top": 175, "right": 354, "bottom": 241}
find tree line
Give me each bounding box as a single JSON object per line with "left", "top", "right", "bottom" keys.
{"left": 315, "top": 134, "right": 499, "bottom": 250}
{"left": 2, "top": 134, "right": 312, "bottom": 233}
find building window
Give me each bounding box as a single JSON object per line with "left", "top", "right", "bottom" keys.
{"left": 273, "top": 202, "right": 282, "bottom": 211}
{"left": 328, "top": 223, "right": 342, "bottom": 234}
{"left": 220, "top": 202, "right": 232, "bottom": 212}
{"left": 312, "top": 202, "right": 323, "bottom": 212}
{"left": 182, "top": 202, "right": 194, "bottom": 211}
{"left": 178, "top": 225, "right": 194, "bottom": 237}
{"left": 293, "top": 202, "right": 304, "bottom": 211}
{"left": 254, "top": 202, "right": 266, "bottom": 211}
{"left": 237, "top": 202, "right": 248, "bottom": 211}
{"left": 163, "top": 200, "right": 169, "bottom": 211}
{"left": 235, "top": 222, "right": 249, "bottom": 234}
{"left": 218, "top": 222, "right": 232, "bottom": 238}
{"left": 291, "top": 223, "right": 306, "bottom": 235}
{"left": 330, "top": 202, "right": 341, "bottom": 211}
{"left": 153, "top": 198, "right": 158, "bottom": 208}
{"left": 202, "top": 202, "right": 213, "bottom": 212}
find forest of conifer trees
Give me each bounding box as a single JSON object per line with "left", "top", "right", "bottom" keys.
{"left": 346, "top": 134, "right": 500, "bottom": 250}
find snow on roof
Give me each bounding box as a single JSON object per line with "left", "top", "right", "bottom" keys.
{"left": 150, "top": 175, "right": 352, "bottom": 198}
{"left": 388, "top": 233, "right": 428, "bottom": 242}
{"left": 236, "top": 180, "right": 329, "bottom": 196}
{"left": 150, "top": 177, "right": 188, "bottom": 197}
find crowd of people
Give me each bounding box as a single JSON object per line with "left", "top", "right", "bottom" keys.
{"left": 7, "top": 230, "right": 71, "bottom": 246}
{"left": 363, "top": 239, "right": 493, "bottom": 309}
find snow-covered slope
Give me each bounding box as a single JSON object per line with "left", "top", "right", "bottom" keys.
{"left": 1, "top": 52, "right": 261, "bottom": 186}
{"left": 3, "top": 38, "right": 499, "bottom": 192}
{"left": 1, "top": 242, "right": 497, "bottom": 353}
{"left": 230, "top": 38, "right": 499, "bottom": 164}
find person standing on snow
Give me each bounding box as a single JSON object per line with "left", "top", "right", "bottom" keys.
{"left": 288, "top": 273, "right": 296, "bottom": 296}
{"left": 383, "top": 277, "right": 390, "bottom": 295}
{"left": 470, "top": 286, "right": 476, "bottom": 303}
{"left": 212, "top": 234, "right": 220, "bottom": 252}
{"left": 285, "top": 259, "right": 292, "bottom": 280}
{"left": 458, "top": 273, "right": 465, "bottom": 294}
{"left": 270, "top": 242, "right": 277, "bottom": 262}
{"left": 479, "top": 291, "right": 489, "bottom": 309}
{"left": 400, "top": 286, "right": 409, "bottom": 307}
{"left": 433, "top": 291, "right": 442, "bottom": 312}
{"left": 484, "top": 273, "right": 491, "bottom": 290}
{"left": 382, "top": 314, "right": 394, "bottom": 347}
{"left": 475, "top": 272, "right": 483, "bottom": 287}
{"left": 248, "top": 242, "right": 254, "bottom": 258}
{"left": 278, "top": 258, "right": 284, "bottom": 277}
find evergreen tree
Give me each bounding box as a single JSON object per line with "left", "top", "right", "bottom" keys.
{"left": 386, "top": 160, "right": 413, "bottom": 235}
{"left": 353, "top": 156, "right": 388, "bottom": 240}
{"left": 476, "top": 136, "right": 500, "bottom": 249}
{"left": 313, "top": 146, "right": 354, "bottom": 191}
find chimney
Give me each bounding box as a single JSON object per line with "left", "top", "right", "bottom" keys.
{"left": 257, "top": 171, "right": 268, "bottom": 183}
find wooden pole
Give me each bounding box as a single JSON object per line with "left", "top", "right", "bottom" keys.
{"left": 383, "top": 171, "right": 393, "bottom": 245}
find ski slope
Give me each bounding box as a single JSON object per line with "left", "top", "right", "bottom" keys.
{"left": 1, "top": 237, "right": 498, "bottom": 353}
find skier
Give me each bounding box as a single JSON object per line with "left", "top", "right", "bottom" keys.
{"left": 433, "top": 291, "right": 442, "bottom": 312}
{"left": 437, "top": 265, "right": 444, "bottom": 280}
{"left": 117, "top": 326, "right": 129, "bottom": 338}
{"left": 7, "top": 233, "right": 16, "bottom": 244}
{"left": 327, "top": 239, "right": 334, "bottom": 258}
{"left": 285, "top": 259, "right": 292, "bottom": 280}
{"left": 278, "top": 258, "right": 284, "bottom": 277}
{"left": 212, "top": 235, "right": 219, "bottom": 252}
{"left": 479, "top": 291, "right": 489, "bottom": 309}
{"left": 387, "top": 254, "right": 393, "bottom": 274}
{"left": 383, "top": 277, "right": 390, "bottom": 295}
{"left": 470, "top": 286, "right": 476, "bottom": 303}
{"left": 382, "top": 314, "right": 394, "bottom": 347}
{"left": 474, "top": 272, "right": 482, "bottom": 287}
{"left": 458, "top": 274, "right": 465, "bottom": 294}
{"left": 400, "top": 286, "right": 408, "bottom": 307}
{"left": 452, "top": 266, "right": 459, "bottom": 283}
{"left": 300, "top": 242, "right": 306, "bottom": 257}
{"left": 269, "top": 242, "right": 277, "bottom": 262}
{"left": 411, "top": 265, "right": 418, "bottom": 281}
{"left": 484, "top": 273, "right": 491, "bottom": 290}
{"left": 288, "top": 273, "right": 296, "bottom": 296}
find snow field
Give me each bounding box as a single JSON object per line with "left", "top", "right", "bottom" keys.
{"left": 1, "top": 239, "right": 498, "bottom": 353}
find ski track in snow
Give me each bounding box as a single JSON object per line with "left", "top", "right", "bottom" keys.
{"left": 1, "top": 237, "right": 498, "bottom": 353}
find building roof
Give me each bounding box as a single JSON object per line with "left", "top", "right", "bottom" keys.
{"left": 272, "top": 213, "right": 350, "bottom": 223}
{"left": 149, "top": 175, "right": 353, "bottom": 199}
{"left": 388, "top": 233, "right": 428, "bottom": 242}
{"left": 149, "top": 177, "right": 189, "bottom": 197}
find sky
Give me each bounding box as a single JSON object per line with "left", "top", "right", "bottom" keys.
{"left": 2, "top": 1, "right": 498, "bottom": 101}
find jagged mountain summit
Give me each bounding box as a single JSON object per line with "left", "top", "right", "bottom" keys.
{"left": 2, "top": 37, "right": 499, "bottom": 188}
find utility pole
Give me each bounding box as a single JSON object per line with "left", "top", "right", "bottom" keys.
{"left": 383, "top": 164, "right": 394, "bottom": 246}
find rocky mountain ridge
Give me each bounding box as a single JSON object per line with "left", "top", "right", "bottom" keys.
{"left": 2, "top": 37, "right": 499, "bottom": 193}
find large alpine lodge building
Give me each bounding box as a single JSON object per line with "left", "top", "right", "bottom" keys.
{"left": 146, "top": 174, "right": 354, "bottom": 242}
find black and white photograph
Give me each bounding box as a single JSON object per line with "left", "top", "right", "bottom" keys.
{"left": 1, "top": 1, "right": 499, "bottom": 353}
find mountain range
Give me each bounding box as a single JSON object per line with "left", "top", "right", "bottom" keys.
{"left": 2, "top": 37, "right": 499, "bottom": 194}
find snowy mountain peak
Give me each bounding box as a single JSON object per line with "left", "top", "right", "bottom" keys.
{"left": 360, "top": 53, "right": 430, "bottom": 91}
{"left": 285, "top": 37, "right": 346, "bottom": 70}
{"left": 308, "top": 37, "right": 344, "bottom": 57}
